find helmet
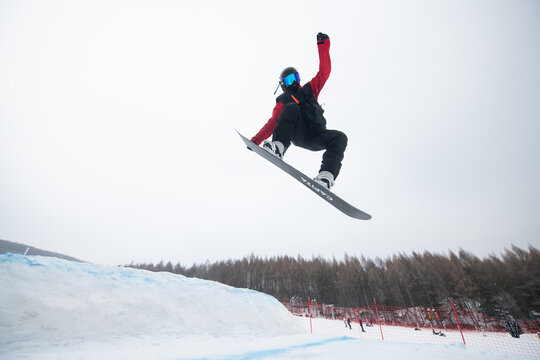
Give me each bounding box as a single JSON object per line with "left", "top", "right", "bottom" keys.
{"left": 279, "top": 67, "right": 300, "bottom": 92}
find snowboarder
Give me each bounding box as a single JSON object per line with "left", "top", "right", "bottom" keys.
{"left": 250, "top": 32, "right": 347, "bottom": 190}
{"left": 503, "top": 319, "right": 523, "bottom": 338}
{"left": 432, "top": 329, "right": 445, "bottom": 336}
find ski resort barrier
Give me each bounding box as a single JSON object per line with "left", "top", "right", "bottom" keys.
{"left": 284, "top": 299, "right": 540, "bottom": 359}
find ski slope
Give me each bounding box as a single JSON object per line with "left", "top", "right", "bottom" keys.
{"left": 0, "top": 254, "right": 535, "bottom": 359}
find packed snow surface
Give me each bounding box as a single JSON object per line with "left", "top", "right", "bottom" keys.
{"left": 0, "top": 254, "right": 535, "bottom": 359}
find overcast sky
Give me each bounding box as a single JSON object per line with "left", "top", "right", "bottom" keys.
{"left": 1, "top": 0, "right": 539, "bottom": 266}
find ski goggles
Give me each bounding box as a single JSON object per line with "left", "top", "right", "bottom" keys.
{"left": 282, "top": 72, "right": 300, "bottom": 86}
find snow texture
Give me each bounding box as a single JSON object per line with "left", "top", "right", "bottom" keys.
{"left": 0, "top": 254, "right": 536, "bottom": 359}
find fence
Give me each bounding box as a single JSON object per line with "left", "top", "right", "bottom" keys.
{"left": 284, "top": 298, "right": 540, "bottom": 359}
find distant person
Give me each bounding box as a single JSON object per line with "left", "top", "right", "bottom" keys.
{"left": 347, "top": 318, "right": 352, "bottom": 329}
{"left": 251, "top": 33, "right": 348, "bottom": 190}
{"left": 359, "top": 318, "right": 366, "bottom": 332}
{"left": 503, "top": 319, "right": 523, "bottom": 338}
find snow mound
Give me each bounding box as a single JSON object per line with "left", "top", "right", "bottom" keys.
{"left": 0, "top": 254, "right": 304, "bottom": 346}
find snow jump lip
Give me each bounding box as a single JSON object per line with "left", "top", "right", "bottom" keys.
{"left": 237, "top": 129, "right": 372, "bottom": 220}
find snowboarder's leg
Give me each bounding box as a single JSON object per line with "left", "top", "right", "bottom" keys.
{"left": 319, "top": 130, "right": 347, "bottom": 179}
{"left": 294, "top": 129, "right": 347, "bottom": 179}
{"left": 291, "top": 128, "right": 347, "bottom": 189}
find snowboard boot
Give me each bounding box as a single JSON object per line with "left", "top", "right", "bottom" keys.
{"left": 313, "top": 171, "right": 334, "bottom": 190}
{"left": 262, "top": 140, "right": 285, "bottom": 160}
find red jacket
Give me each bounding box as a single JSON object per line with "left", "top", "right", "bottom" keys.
{"left": 251, "top": 38, "right": 331, "bottom": 145}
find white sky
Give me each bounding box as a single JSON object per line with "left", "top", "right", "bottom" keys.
{"left": 1, "top": 0, "right": 539, "bottom": 266}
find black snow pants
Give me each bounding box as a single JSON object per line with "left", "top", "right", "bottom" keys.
{"left": 272, "top": 102, "right": 348, "bottom": 179}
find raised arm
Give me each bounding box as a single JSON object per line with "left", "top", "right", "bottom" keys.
{"left": 308, "top": 33, "right": 331, "bottom": 99}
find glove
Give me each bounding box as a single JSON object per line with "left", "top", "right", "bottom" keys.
{"left": 317, "top": 32, "right": 329, "bottom": 44}
{"left": 248, "top": 137, "right": 258, "bottom": 150}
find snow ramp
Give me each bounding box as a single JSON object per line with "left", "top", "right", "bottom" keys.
{"left": 0, "top": 254, "right": 304, "bottom": 345}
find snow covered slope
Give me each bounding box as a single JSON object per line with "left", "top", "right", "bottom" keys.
{"left": 1, "top": 254, "right": 536, "bottom": 359}
{"left": 0, "top": 254, "right": 303, "bottom": 346}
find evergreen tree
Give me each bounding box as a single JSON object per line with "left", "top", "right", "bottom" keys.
{"left": 126, "top": 245, "right": 539, "bottom": 320}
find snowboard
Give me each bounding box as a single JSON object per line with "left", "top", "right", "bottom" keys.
{"left": 237, "top": 130, "right": 371, "bottom": 220}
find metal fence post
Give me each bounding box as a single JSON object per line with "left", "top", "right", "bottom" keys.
{"left": 374, "top": 298, "right": 384, "bottom": 340}
{"left": 308, "top": 297, "right": 313, "bottom": 334}
{"left": 451, "top": 298, "right": 466, "bottom": 345}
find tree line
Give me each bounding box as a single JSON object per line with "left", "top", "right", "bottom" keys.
{"left": 126, "top": 244, "right": 539, "bottom": 320}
